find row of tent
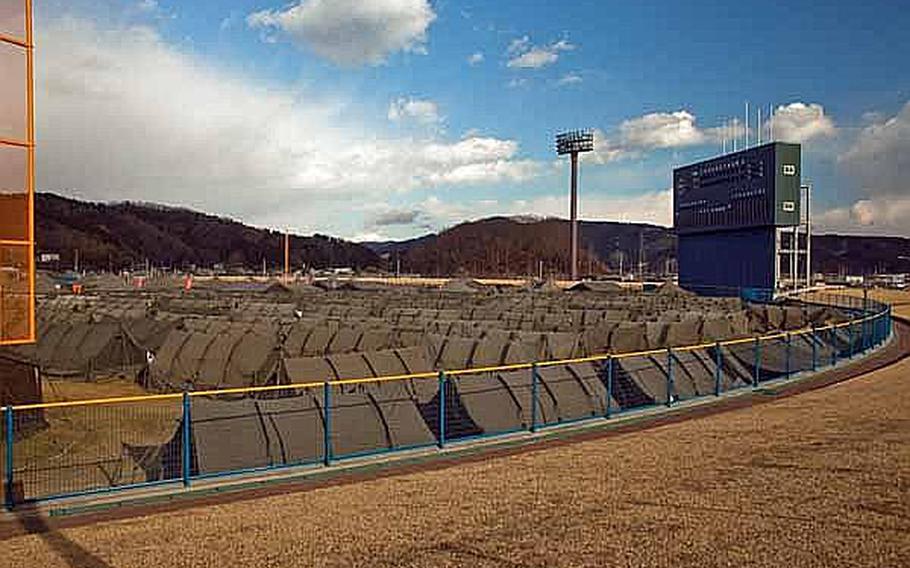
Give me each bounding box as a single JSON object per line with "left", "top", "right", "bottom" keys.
{"left": 34, "top": 287, "right": 746, "bottom": 326}
{"left": 9, "top": 295, "right": 846, "bottom": 390}
{"left": 127, "top": 325, "right": 861, "bottom": 480}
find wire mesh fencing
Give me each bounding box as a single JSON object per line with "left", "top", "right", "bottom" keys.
{"left": 1, "top": 300, "right": 895, "bottom": 506}
{"left": 8, "top": 396, "right": 182, "bottom": 502}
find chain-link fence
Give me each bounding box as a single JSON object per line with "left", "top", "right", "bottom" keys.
{"left": 1, "top": 295, "right": 894, "bottom": 507}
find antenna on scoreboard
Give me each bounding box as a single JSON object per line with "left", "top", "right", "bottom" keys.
{"left": 769, "top": 104, "right": 775, "bottom": 142}
{"left": 757, "top": 107, "right": 762, "bottom": 145}
{"left": 745, "top": 101, "right": 751, "bottom": 148}
{"left": 732, "top": 118, "right": 738, "bottom": 153}
{"left": 722, "top": 119, "right": 727, "bottom": 154}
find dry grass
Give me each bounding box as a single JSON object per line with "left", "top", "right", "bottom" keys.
{"left": 3, "top": 340, "right": 909, "bottom": 567}
{"left": 41, "top": 378, "right": 152, "bottom": 404}
{"left": 838, "top": 288, "right": 910, "bottom": 319}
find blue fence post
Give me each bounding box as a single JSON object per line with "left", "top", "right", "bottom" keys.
{"left": 753, "top": 337, "right": 761, "bottom": 387}
{"left": 811, "top": 327, "right": 818, "bottom": 372}
{"left": 4, "top": 406, "right": 13, "bottom": 510}
{"left": 666, "top": 348, "right": 674, "bottom": 407}
{"left": 831, "top": 327, "right": 838, "bottom": 366}
{"left": 323, "top": 381, "right": 332, "bottom": 466}
{"left": 438, "top": 371, "right": 447, "bottom": 448}
{"left": 605, "top": 357, "right": 614, "bottom": 419}
{"left": 714, "top": 342, "right": 722, "bottom": 396}
{"left": 785, "top": 333, "right": 792, "bottom": 379}
{"left": 181, "top": 392, "right": 191, "bottom": 487}
{"left": 849, "top": 321, "right": 855, "bottom": 358}
{"left": 530, "top": 364, "right": 538, "bottom": 433}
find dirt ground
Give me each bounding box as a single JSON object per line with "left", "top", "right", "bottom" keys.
{"left": 3, "top": 291, "right": 908, "bottom": 568}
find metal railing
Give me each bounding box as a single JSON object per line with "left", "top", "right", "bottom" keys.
{"left": 1, "top": 293, "right": 894, "bottom": 507}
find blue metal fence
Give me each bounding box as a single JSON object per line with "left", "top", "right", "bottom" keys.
{"left": 1, "top": 293, "right": 895, "bottom": 508}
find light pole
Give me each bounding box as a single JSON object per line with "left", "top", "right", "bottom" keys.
{"left": 802, "top": 183, "right": 812, "bottom": 290}
{"left": 556, "top": 130, "right": 594, "bottom": 281}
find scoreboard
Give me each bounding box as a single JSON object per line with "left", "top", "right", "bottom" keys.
{"left": 674, "top": 142, "right": 801, "bottom": 235}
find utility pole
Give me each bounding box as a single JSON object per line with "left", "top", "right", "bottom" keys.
{"left": 284, "top": 232, "right": 290, "bottom": 283}
{"left": 638, "top": 230, "right": 644, "bottom": 282}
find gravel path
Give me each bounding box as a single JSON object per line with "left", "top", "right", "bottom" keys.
{"left": 3, "top": 314, "right": 908, "bottom": 567}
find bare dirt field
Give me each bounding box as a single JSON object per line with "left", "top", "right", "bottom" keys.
{"left": 2, "top": 317, "right": 909, "bottom": 567}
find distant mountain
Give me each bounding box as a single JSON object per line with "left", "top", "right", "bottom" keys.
{"left": 361, "top": 233, "right": 436, "bottom": 257}
{"left": 811, "top": 234, "right": 910, "bottom": 275}
{"left": 368, "top": 217, "right": 910, "bottom": 278}
{"left": 34, "top": 193, "right": 910, "bottom": 276}
{"left": 35, "top": 193, "right": 382, "bottom": 271}
{"left": 378, "top": 216, "right": 675, "bottom": 278}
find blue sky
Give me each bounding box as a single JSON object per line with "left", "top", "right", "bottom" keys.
{"left": 32, "top": 0, "right": 910, "bottom": 239}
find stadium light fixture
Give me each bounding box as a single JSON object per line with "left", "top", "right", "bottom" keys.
{"left": 555, "top": 129, "right": 594, "bottom": 282}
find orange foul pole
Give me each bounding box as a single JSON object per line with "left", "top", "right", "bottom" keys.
{"left": 0, "top": 0, "right": 36, "bottom": 345}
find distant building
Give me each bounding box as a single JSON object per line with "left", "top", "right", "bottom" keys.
{"left": 674, "top": 142, "right": 804, "bottom": 298}
{"left": 868, "top": 273, "right": 907, "bottom": 289}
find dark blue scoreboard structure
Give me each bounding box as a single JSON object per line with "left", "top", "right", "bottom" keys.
{"left": 674, "top": 142, "right": 802, "bottom": 297}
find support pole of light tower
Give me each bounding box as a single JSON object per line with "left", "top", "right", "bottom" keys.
{"left": 556, "top": 130, "right": 595, "bottom": 282}
{"left": 284, "top": 232, "right": 290, "bottom": 284}
{"left": 802, "top": 184, "right": 812, "bottom": 290}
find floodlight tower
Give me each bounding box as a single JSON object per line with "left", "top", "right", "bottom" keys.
{"left": 556, "top": 130, "right": 595, "bottom": 281}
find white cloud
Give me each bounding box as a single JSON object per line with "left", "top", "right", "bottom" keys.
{"left": 820, "top": 101, "right": 910, "bottom": 237}
{"left": 137, "top": 0, "right": 158, "bottom": 12}
{"left": 388, "top": 97, "right": 441, "bottom": 125}
{"left": 506, "top": 36, "right": 574, "bottom": 69}
{"left": 351, "top": 231, "right": 387, "bottom": 243}
{"left": 588, "top": 103, "right": 831, "bottom": 165}
{"left": 512, "top": 190, "right": 672, "bottom": 226}
{"left": 768, "top": 102, "right": 836, "bottom": 143}
{"left": 816, "top": 197, "right": 910, "bottom": 237}
{"left": 36, "top": 17, "right": 540, "bottom": 233}
{"left": 838, "top": 101, "right": 910, "bottom": 199}
{"left": 247, "top": 0, "right": 436, "bottom": 66}
{"left": 507, "top": 36, "right": 531, "bottom": 55}
{"left": 134, "top": 0, "right": 175, "bottom": 20}
{"left": 556, "top": 73, "right": 582, "bottom": 86}
{"left": 587, "top": 110, "right": 708, "bottom": 165}
{"left": 412, "top": 190, "right": 672, "bottom": 231}
{"left": 587, "top": 130, "right": 629, "bottom": 165}
{"left": 620, "top": 110, "right": 705, "bottom": 149}
{"left": 467, "top": 52, "right": 484, "bottom": 66}
{"left": 371, "top": 208, "right": 421, "bottom": 227}
{"left": 508, "top": 48, "right": 558, "bottom": 69}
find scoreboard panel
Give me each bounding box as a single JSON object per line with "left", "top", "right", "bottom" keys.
{"left": 674, "top": 142, "right": 801, "bottom": 235}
